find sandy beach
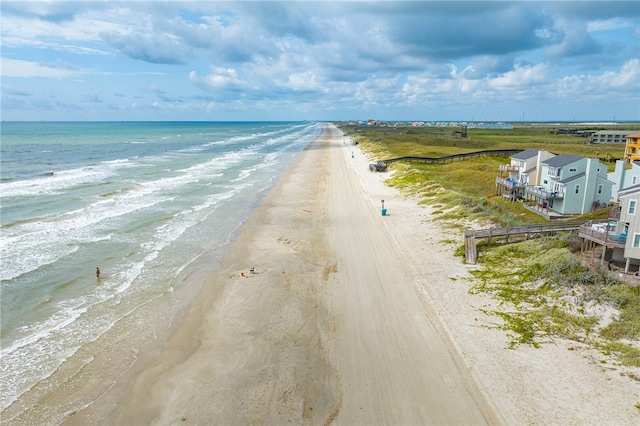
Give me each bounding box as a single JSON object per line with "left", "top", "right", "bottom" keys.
{"left": 71, "top": 124, "right": 639, "bottom": 425}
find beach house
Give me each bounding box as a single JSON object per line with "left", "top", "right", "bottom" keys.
{"left": 623, "top": 131, "right": 640, "bottom": 163}
{"left": 523, "top": 154, "right": 613, "bottom": 218}
{"left": 606, "top": 132, "right": 640, "bottom": 201}
{"left": 616, "top": 184, "right": 640, "bottom": 272}
{"left": 607, "top": 160, "right": 640, "bottom": 202}
{"left": 495, "top": 149, "right": 554, "bottom": 201}
{"left": 579, "top": 184, "right": 640, "bottom": 273}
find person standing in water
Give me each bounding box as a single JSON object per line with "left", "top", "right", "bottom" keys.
{"left": 96, "top": 267, "right": 100, "bottom": 279}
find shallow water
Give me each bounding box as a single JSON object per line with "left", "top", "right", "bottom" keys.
{"left": 0, "top": 121, "right": 321, "bottom": 424}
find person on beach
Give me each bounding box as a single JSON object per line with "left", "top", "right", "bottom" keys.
{"left": 96, "top": 267, "right": 100, "bottom": 279}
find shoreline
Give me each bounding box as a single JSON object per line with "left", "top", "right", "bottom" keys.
{"left": 70, "top": 123, "right": 639, "bottom": 424}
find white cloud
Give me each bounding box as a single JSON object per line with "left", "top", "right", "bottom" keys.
{"left": 601, "top": 59, "right": 640, "bottom": 87}
{"left": 286, "top": 71, "right": 318, "bottom": 91}
{"left": 553, "top": 59, "right": 639, "bottom": 102}
{"left": 1, "top": 58, "right": 85, "bottom": 78}
{"left": 1, "top": 1, "right": 638, "bottom": 120}
{"left": 189, "top": 68, "right": 242, "bottom": 89}
{"left": 587, "top": 18, "right": 632, "bottom": 32}
{"left": 545, "top": 17, "right": 601, "bottom": 58}
{"left": 490, "top": 64, "right": 549, "bottom": 88}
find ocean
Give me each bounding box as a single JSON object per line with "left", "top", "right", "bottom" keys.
{"left": 0, "top": 121, "right": 322, "bottom": 424}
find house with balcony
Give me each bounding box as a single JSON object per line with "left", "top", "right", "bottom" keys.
{"left": 523, "top": 154, "right": 613, "bottom": 218}
{"left": 579, "top": 185, "right": 640, "bottom": 273}
{"left": 607, "top": 159, "right": 640, "bottom": 202}
{"left": 495, "top": 149, "right": 554, "bottom": 201}
{"left": 623, "top": 131, "right": 640, "bottom": 163}
{"left": 617, "top": 184, "right": 640, "bottom": 272}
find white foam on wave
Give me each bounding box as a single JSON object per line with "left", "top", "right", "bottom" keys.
{"left": 3, "top": 305, "right": 89, "bottom": 356}
{"left": 0, "top": 159, "right": 133, "bottom": 198}
{"left": 0, "top": 193, "right": 169, "bottom": 281}
{"left": 0, "top": 304, "right": 89, "bottom": 410}
{"left": 1, "top": 122, "right": 322, "bottom": 413}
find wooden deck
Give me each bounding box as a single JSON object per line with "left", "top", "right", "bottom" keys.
{"left": 578, "top": 220, "right": 627, "bottom": 266}
{"left": 464, "top": 221, "right": 585, "bottom": 264}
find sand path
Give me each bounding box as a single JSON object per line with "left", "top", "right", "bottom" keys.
{"left": 324, "top": 125, "right": 499, "bottom": 424}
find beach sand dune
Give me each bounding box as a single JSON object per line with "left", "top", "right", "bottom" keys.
{"left": 72, "top": 124, "right": 639, "bottom": 425}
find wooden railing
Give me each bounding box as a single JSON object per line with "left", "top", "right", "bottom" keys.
{"left": 382, "top": 149, "right": 522, "bottom": 165}
{"left": 496, "top": 176, "right": 525, "bottom": 188}
{"left": 499, "top": 164, "right": 520, "bottom": 173}
{"left": 609, "top": 206, "right": 621, "bottom": 220}
{"left": 464, "top": 221, "right": 585, "bottom": 264}
{"left": 525, "top": 186, "right": 565, "bottom": 200}
{"left": 578, "top": 220, "right": 626, "bottom": 246}
{"left": 465, "top": 221, "right": 585, "bottom": 240}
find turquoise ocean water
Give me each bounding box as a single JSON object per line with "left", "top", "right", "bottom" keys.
{"left": 0, "top": 121, "right": 321, "bottom": 424}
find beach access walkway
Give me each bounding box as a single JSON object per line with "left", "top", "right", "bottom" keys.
{"left": 464, "top": 221, "right": 585, "bottom": 264}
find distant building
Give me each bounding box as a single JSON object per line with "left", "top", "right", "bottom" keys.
{"left": 589, "top": 130, "right": 635, "bottom": 144}
{"left": 623, "top": 132, "right": 640, "bottom": 163}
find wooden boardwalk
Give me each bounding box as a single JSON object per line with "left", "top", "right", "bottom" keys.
{"left": 381, "top": 150, "right": 620, "bottom": 167}
{"left": 382, "top": 149, "right": 522, "bottom": 165}
{"left": 464, "top": 221, "right": 585, "bottom": 264}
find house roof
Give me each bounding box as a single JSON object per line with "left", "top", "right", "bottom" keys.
{"left": 558, "top": 173, "right": 613, "bottom": 186}
{"left": 627, "top": 132, "right": 640, "bottom": 138}
{"left": 523, "top": 167, "right": 536, "bottom": 174}
{"left": 542, "top": 153, "right": 583, "bottom": 168}
{"left": 559, "top": 172, "right": 585, "bottom": 184}
{"left": 593, "top": 130, "right": 635, "bottom": 136}
{"left": 618, "top": 183, "right": 640, "bottom": 197}
{"left": 512, "top": 149, "right": 539, "bottom": 160}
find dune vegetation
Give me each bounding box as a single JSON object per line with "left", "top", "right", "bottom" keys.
{"left": 338, "top": 122, "right": 640, "bottom": 370}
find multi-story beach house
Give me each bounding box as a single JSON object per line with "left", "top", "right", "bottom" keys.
{"left": 616, "top": 185, "right": 640, "bottom": 272}
{"left": 522, "top": 154, "right": 613, "bottom": 217}
{"left": 579, "top": 184, "right": 640, "bottom": 274}
{"left": 608, "top": 159, "right": 640, "bottom": 202}
{"left": 495, "top": 149, "right": 554, "bottom": 201}
{"left": 606, "top": 132, "right": 640, "bottom": 201}
{"left": 623, "top": 131, "right": 640, "bottom": 163}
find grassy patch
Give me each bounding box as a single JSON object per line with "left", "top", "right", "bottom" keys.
{"left": 601, "top": 285, "right": 640, "bottom": 340}
{"left": 600, "top": 341, "right": 640, "bottom": 367}
{"left": 343, "top": 123, "right": 624, "bottom": 227}
{"left": 469, "top": 236, "right": 640, "bottom": 366}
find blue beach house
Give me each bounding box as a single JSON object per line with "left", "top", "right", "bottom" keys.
{"left": 524, "top": 154, "right": 613, "bottom": 217}
{"left": 607, "top": 160, "right": 640, "bottom": 202}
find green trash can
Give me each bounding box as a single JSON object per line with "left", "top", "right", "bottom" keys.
{"left": 381, "top": 208, "right": 387, "bottom": 216}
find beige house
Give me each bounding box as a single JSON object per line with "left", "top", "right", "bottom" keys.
{"left": 618, "top": 184, "right": 640, "bottom": 272}
{"left": 495, "top": 149, "right": 554, "bottom": 201}
{"left": 581, "top": 183, "right": 640, "bottom": 273}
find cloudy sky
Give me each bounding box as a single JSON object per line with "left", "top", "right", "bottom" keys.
{"left": 1, "top": 1, "right": 639, "bottom": 122}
